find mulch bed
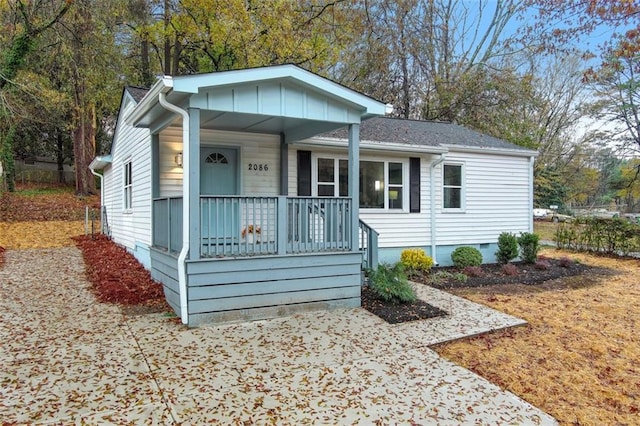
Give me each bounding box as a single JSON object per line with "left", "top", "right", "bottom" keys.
{"left": 73, "top": 234, "right": 170, "bottom": 314}
{"left": 0, "top": 246, "right": 5, "bottom": 268}
{"left": 361, "top": 285, "right": 447, "bottom": 324}
{"left": 362, "top": 256, "right": 617, "bottom": 324}
{"left": 418, "top": 257, "right": 615, "bottom": 290}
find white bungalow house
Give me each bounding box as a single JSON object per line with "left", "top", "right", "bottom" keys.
{"left": 90, "top": 64, "right": 537, "bottom": 326}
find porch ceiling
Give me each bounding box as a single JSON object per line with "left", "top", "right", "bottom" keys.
{"left": 198, "top": 110, "right": 351, "bottom": 141}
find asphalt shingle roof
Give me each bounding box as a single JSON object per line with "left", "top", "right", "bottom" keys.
{"left": 125, "top": 86, "right": 149, "bottom": 103}
{"left": 321, "top": 117, "right": 533, "bottom": 152}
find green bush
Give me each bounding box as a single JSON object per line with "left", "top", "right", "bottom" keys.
{"left": 518, "top": 232, "right": 540, "bottom": 264}
{"left": 451, "top": 246, "right": 483, "bottom": 268}
{"left": 554, "top": 217, "right": 640, "bottom": 255}
{"left": 400, "top": 248, "right": 434, "bottom": 276}
{"left": 496, "top": 232, "right": 519, "bottom": 264}
{"left": 368, "top": 263, "right": 417, "bottom": 304}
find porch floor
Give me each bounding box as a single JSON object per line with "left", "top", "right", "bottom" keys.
{"left": 1, "top": 246, "right": 556, "bottom": 424}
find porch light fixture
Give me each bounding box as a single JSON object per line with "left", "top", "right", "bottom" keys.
{"left": 175, "top": 152, "right": 183, "bottom": 167}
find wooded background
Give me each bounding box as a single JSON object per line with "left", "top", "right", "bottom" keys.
{"left": 0, "top": 0, "right": 638, "bottom": 213}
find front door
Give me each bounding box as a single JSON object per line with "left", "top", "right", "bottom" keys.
{"left": 200, "top": 147, "right": 239, "bottom": 248}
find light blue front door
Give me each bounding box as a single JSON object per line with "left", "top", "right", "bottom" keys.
{"left": 200, "top": 147, "right": 239, "bottom": 247}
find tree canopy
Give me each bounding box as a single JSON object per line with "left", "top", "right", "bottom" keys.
{"left": 0, "top": 0, "right": 638, "bottom": 207}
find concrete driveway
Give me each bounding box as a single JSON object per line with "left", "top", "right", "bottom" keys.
{"left": 0, "top": 246, "right": 557, "bottom": 424}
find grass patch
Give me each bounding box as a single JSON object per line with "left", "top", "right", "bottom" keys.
{"left": 16, "top": 186, "right": 74, "bottom": 197}
{"left": 434, "top": 249, "right": 640, "bottom": 425}
{"left": 533, "top": 221, "right": 559, "bottom": 241}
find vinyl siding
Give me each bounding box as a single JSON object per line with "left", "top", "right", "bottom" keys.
{"left": 434, "top": 151, "right": 532, "bottom": 244}
{"left": 287, "top": 145, "right": 533, "bottom": 250}
{"left": 103, "top": 97, "right": 152, "bottom": 250}
{"left": 158, "top": 128, "right": 280, "bottom": 197}
{"left": 288, "top": 146, "right": 436, "bottom": 248}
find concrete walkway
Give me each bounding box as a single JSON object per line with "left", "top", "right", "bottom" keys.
{"left": 0, "top": 247, "right": 557, "bottom": 425}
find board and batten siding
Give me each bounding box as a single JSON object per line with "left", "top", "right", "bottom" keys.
{"left": 103, "top": 96, "right": 153, "bottom": 251}
{"left": 158, "top": 127, "right": 280, "bottom": 197}
{"left": 434, "top": 150, "right": 532, "bottom": 245}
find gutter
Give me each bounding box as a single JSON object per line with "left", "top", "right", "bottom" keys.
{"left": 299, "top": 137, "right": 448, "bottom": 155}
{"left": 127, "top": 76, "right": 174, "bottom": 127}
{"left": 158, "top": 89, "right": 189, "bottom": 325}
{"left": 430, "top": 153, "right": 446, "bottom": 265}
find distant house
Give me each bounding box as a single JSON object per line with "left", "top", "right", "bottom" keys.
{"left": 90, "top": 64, "right": 536, "bottom": 327}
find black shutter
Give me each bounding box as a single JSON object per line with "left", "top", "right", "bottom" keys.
{"left": 410, "top": 157, "right": 420, "bottom": 213}
{"left": 297, "top": 150, "right": 312, "bottom": 196}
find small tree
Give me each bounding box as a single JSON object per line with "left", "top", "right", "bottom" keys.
{"left": 518, "top": 232, "right": 540, "bottom": 264}
{"left": 496, "top": 232, "right": 519, "bottom": 264}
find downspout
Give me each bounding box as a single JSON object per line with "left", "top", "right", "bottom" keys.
{"left": 430, "top": 154, "right": 446, "bottom": 265}
{"left": 529, "top": 156, "right": 535, "bottom": 233}
{"left": 89, "top": 167, "right": 104, "bottom": 233}
{"left": 158, "top": 92, "right": 190, "bottom": 325}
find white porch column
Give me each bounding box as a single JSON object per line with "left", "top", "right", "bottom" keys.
{"left": 348, "top": 123, "right": 360, "bottom": 251}
{"left": 188, "top": 108, "right": 201, "bottom": 260}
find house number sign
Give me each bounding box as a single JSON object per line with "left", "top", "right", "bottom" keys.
{"left": 248, "top": 163, "right": 269, "bottom": 172}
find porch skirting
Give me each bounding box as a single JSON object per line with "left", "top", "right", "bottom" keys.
{"left": 150, "top": 248, "right": 362, "bottom": 326}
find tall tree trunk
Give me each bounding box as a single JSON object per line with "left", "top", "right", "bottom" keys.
{"left": 141, "top": 39, "right": 153, "bottom": 86}
{"left": 163, "top": 0, "right": 172, "bottom": 75}
{"left": 73, "top": 98, "right": 96, "bottom": 195}
{"left": 0, "top": 123, "right": 16, "bottom": 192}
{"left": 56, "top": 130, "right": 65, "bottom": 184}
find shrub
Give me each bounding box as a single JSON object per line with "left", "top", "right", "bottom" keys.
{"left": 368, "top": 263, "right": 417, "bottom": 304}
{"left": 452, "top": 272, "right": 468, "bottom": 283}
{"left": 501, "top": 263, "right": 518, "bottom": 276}
{"left": 534, "top": 260, "right": 551, "bottom": 270}
{"left": 518, "top": 232, "right": 540, "bottom": 264}
{"left": 428, "top": 271, "right": 452, "bottom": 285}
{"left": 451, "top": 246, "right": 483, "bottom": 268}
{"left": 558, "top": 256, "right": 573, "bottom": 268}
{"left": 463, "top": 266, "right": 483, "bottom": 277}
{"left": 554, "top": 217, "right": 640, "bottom": 255}
{"left": 496, "top": 232, "right": 519, "bottom": 264}
{"left": 400, "top": 248, "right": 434, "bottom": 276}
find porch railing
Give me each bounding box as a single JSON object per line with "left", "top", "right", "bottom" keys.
{"left": 152, "top": 197, "right": 183, "bottom": 253}
{"left": 152, "top": 196, "right": 353, "bottom": 257}
{"left": 359, "top": 219, "right": 379, "bottom": 270}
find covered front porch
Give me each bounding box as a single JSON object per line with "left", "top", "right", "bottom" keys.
{"left": 129, "top": 65, "right": 387, "bottom": 325}
{"left": 150, "top": 195, "right": 378, "bottom": 325}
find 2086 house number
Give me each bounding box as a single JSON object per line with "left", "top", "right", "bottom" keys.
{"left": 248, "top": 163, "right": 269, "bottom": 172}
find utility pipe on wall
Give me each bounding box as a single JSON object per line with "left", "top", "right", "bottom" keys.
{"left": 89, "top": 167, "right": 104, "bottom": 233}
{"left": 158, "top": 91, "right": 190, "bottom": 325}
{"left": 430, "top": 153, "right": 446, "bottom": 265}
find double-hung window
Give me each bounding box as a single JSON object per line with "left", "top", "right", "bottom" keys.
{"left": 123, "top": 160, "right": 133, "bottom": 211}
{"left": 443, "top": 163, "right": 463, "bottom": 210}
{"left": 359, "top": 160, "right": 405, "bottom": 210}
{"left": 317, "top": 158, "right": 348, "bottom": 197}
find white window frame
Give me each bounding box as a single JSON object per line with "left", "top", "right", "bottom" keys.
{"left": 123, "top": 159, "right": 133, "bottom": 212}
{"left": 442, "top": 162, "right": 465, "bottom": 212}
{"left": 312, "top": 154, "right": 409, "bottom": 212}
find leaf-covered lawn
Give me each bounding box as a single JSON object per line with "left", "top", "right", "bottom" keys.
{"left": 0, "top": 186, "right": 99, "bottom": 222}
{"left": 0, "top": 221, "right": 86, "bottom": 249}
{"left": 434, "top": 249, "right": 640, "bottom": 425}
